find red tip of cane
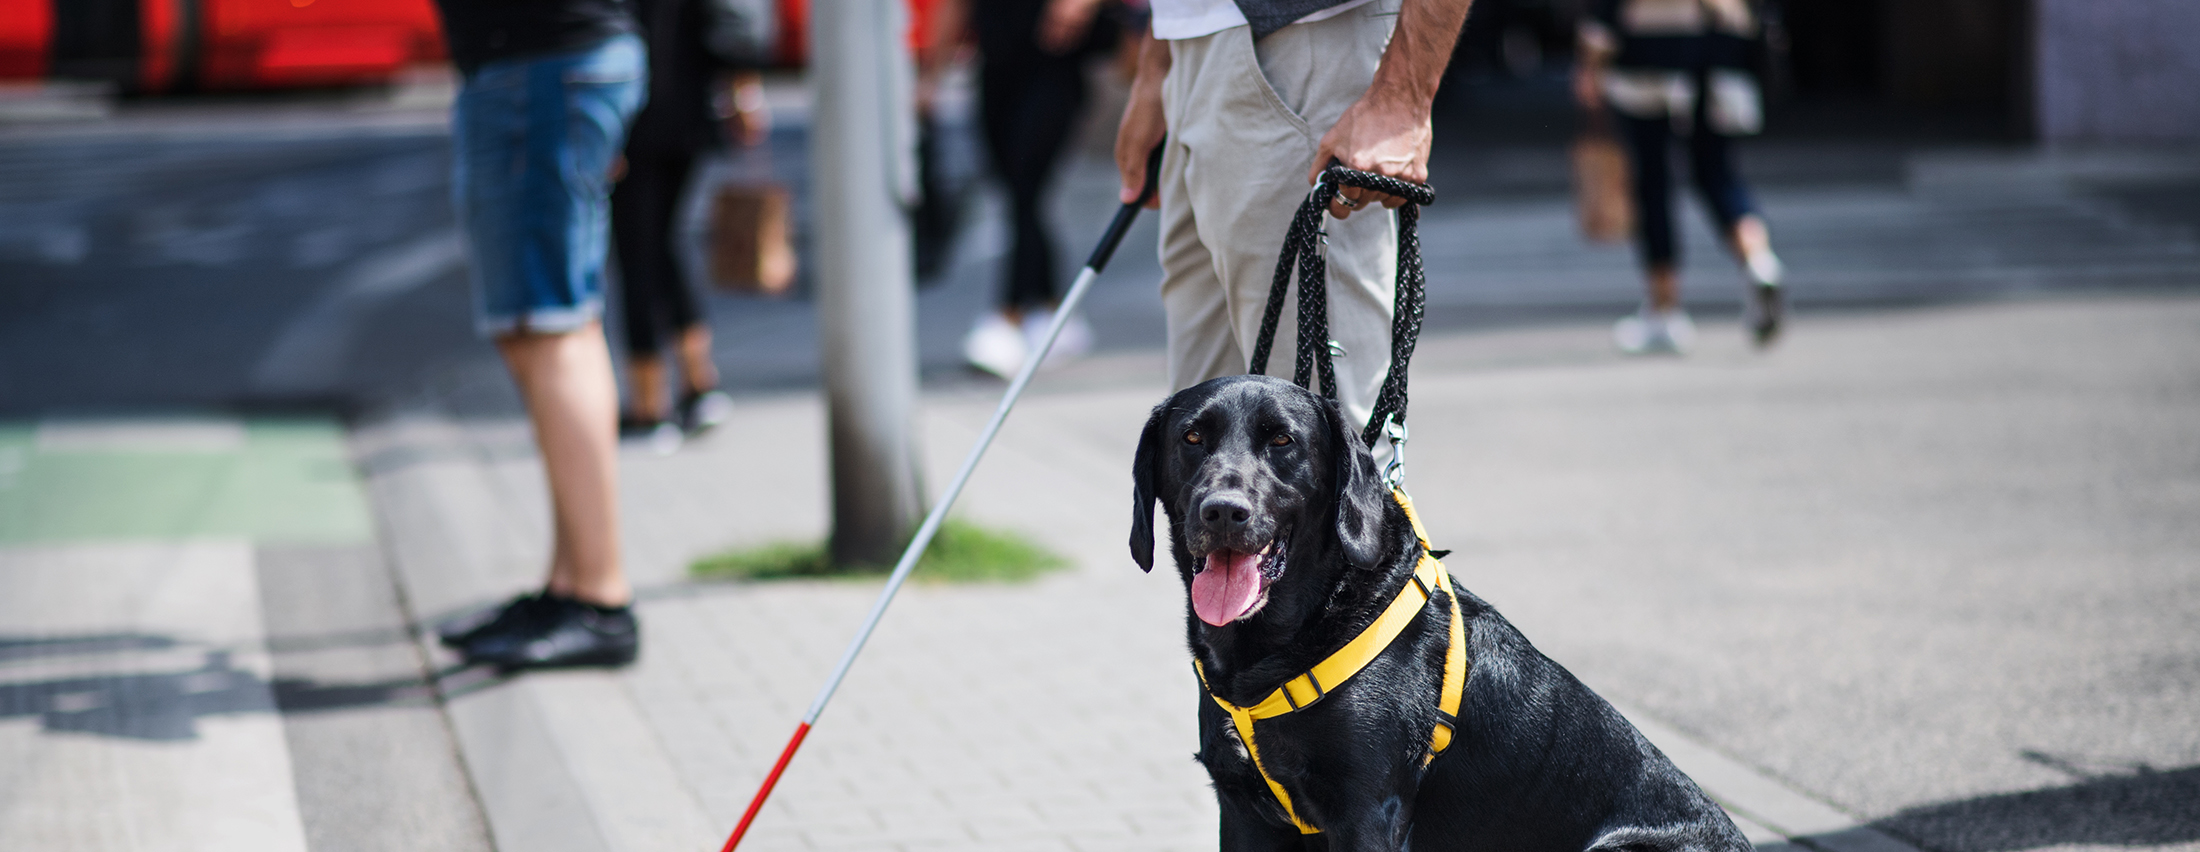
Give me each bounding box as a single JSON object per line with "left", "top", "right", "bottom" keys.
{"left": 721, "top": 722, "right": 813, "bottom": 852}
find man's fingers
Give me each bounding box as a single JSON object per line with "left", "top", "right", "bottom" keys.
{"left": 1118, "top": 145, "right": 1163, "bottom": 208}
{"left": 1327, "top": 184, "right": 1413, "bottom": 219}
{"left": 1327, "top": 184, "right": 1360, "bottom": 218}
{"left": 1115, "top": 134, "right": 1152, "bottom": 204}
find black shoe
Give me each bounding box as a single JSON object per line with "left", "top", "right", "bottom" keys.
{"left": 464, "top": 596, "right": 639, "bottom": 670}
{"left": 1747, "top": 283, "right": 1784, "bottom": 347}
{"left": 676, "top": 388, "right": 734, "bottom": 436}
{"left": 618, "top": 411, "right": 682, "bottom": 454}
{"left": 436, "top": 592, "right": 553, "bottom": 650}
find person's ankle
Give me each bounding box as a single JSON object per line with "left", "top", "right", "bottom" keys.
{"left": 566, "top": 587, "right": 631, "bottom": 609}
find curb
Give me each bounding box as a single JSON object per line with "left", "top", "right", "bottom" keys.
{"left": 351, "top": 413, "right": 717, "bottom": 852}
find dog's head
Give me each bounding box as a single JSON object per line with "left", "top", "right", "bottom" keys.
{"left": 1129, "top": 375, "right": 1390, "bottom": 627}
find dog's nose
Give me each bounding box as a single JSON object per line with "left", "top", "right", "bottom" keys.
{"left": 1199, "top": 494, "right": 1253, "bottom": 532}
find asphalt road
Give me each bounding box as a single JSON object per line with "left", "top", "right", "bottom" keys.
{"left": 5, "top": 82, "right": 2196, "bottom": 419}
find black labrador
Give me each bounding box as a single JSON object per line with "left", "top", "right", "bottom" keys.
{"left": 1130, "top": 375, "right": 1750, "bottom": 852}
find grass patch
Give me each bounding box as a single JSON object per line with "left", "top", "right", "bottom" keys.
{"left": 690, "top": 519, "right": 1069, "bottom": 583}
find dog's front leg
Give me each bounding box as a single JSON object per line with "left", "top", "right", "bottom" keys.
{"left": 1217, "top": 791, "right": 1312, "bottom": 852}
{"left": 1313, "top": 793, "right": 1413, "bottom": 852}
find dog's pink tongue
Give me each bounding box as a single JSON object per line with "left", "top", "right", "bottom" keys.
{"left": 1192, "top": 550, "right": 1264, "bottom": 626}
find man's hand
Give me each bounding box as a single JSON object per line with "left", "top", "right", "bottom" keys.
{"left": 1310, "top": 0, "right": 1473, "bottom": 219}
{"left": 1115, "top": 29, "right": 1170, "bottom": 209}
{"left": 1312, "top": 88, "right": 1431, "bottom": 218}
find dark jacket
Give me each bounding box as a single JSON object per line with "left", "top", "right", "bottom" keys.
{"left": 626, "top": 0, "right": 773, "bottom": 155}
{"left": 434, "top": 0, "right": 638, "bottom": 76}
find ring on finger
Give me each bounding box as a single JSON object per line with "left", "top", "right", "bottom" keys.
{"left": 1337, "top": 196, "right": 1358, "bottom": 208}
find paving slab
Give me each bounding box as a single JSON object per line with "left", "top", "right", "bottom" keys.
{"left": 358, "top": 294, "right": 2200, "bottom": 852}
{"left": 0, "top": 414, "right": 489, "bottom": 852}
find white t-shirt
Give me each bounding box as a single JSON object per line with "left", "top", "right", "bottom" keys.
{"left": 1148, "top": 0, "right": 1380, "bottom": 40}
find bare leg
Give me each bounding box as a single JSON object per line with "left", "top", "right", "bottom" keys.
{"left": 1728, "top": 214, "right": 1783, "bottom": 285}
{"left": 674, "top": 324, "right": 718, "bottom": 394}
{"left": 1646, "top": 262, "right": 1681, "bottom": 311}
{"left": 627, "top": 354, "right": 669, "bottom": 421}
{"left": 496, "top": 322, "right": 631, "bottom": 608}
{"left": 1729, "top": 215, "right": 1767, "bottom": 258}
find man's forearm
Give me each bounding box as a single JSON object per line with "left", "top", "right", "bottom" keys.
{"left": 1115, "top": 26, "right": 1172, "bottom": 206}
{"left": 1137, "top": 26, "right": 1171, "bottom": 80}
{"left": 1308, "top": 0, "right": 1473, "bottom": 205}
{"left": 1366, "top": 0, "right": 1473, "bottom": 116}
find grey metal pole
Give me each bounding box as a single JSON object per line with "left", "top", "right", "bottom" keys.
{"left": 811, "top": 0, "right": 925, "bottom": 566}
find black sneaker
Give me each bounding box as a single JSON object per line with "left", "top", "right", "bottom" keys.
{"left": 464, "top": 596, "right": 639, "bottom": 670}
{"left": 1746, "top": 283, "right": 1784, "bottom": 347}
{"left": 618, "top": 412, "right": 681, "bottom": 455}
{"left": 436, "top": 592, "right": 553, "bottom": 650}
{"left": 676, "top": 388, "right": 734, "bottom": 436}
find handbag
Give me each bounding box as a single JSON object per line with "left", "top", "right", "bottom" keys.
{"left": 1571, "top": 115, "right": 1634, "bottom": 244}
{"left": 708, "top": 181, "right": 798, "bottom": 295}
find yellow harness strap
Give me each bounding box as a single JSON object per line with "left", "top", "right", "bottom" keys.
{"left": 1194, "top": 490, "right": 1468, "bottom": 835}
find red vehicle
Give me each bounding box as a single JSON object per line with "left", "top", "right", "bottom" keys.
{"left": 0, "top": 0, "right": 445, "bottom": 92}
{"left": 0, "top": 0, "right": 932, "bottom": 93}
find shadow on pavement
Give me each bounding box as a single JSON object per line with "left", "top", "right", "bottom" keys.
{"left": 1870, "top": 762, "right": 2200, "bottom": 852}
{"left": 0, "top": 648, "right": 276, "bottom": 740}
{"left": 0, "top": 632, "right": 452, "bottom": 740}
{"left": 0, "top": 633, "right": 180, "bottom": 661}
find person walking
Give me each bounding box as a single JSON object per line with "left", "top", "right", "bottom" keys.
{"left": 611, "top": 0, "right": 762, "bottom": 449}
{"left": 955, "top": 0, "right": 1121, "bottom": 378}
{"left": 1113, "top": 0, "right": 1473, "bottom": 434}
{"left": 430, "top": 0, "right": 646, "bottom": 669}
{"left": 1575, "top": 0, "right": 1785, "bottom": 354}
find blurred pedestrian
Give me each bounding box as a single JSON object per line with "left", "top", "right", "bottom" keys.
{"left": 1575, "top": 0, "right": 1785, "bottom": 354}
{"left": 1114, "top": 0, "right": 1472, "bottom": 431}
{"left": 951, "top": 0, "right": 1123, "bottom": 378}
{"left": 430, "top": 0, "right": 645, "bottom": 669}
{"left": 612, "top": 0, "right": 773, "bottom": 450}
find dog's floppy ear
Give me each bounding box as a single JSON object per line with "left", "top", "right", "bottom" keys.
{"left": 1326, "top": 399, "right": 1389, "bottom": 569}
{"left": 1129, "top": 401, "right": 1169, "bottom": 572}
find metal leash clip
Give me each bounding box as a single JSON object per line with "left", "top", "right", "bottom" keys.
{"left": 1382, "top": 417, "right": 1408, "bottom": 491}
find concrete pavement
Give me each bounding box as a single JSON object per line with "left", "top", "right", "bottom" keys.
{"left": 0, "top": 417, "right": 490, "bottom": 851}
{"left": 349, "top": 293, "right": 2198, "bottom": 852}
{"left": 4, "top": 83, "right": 2197, "bottom": 852}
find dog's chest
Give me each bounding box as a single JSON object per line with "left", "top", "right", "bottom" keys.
{"left": 1195, "top": 668, "right": 1430, "bottom": 817}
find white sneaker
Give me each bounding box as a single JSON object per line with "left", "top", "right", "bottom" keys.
{"left": 1614, "top": 306, "right": 1695, "bottom": 355}
{"left": 1020, "top": 307, "right": 1093, "bottom": 370}
{"left": 1662, "top": 308, "right": 1697, "bottom": 352}
{"left": 962, "top": 311, "right": 1027, "bottom": 379}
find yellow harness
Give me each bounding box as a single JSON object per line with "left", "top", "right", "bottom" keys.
{"left": 1193, "top": 491, "right": 1468, "bottom": 835}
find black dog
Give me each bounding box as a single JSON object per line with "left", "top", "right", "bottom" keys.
{"left": 1130, "top": 375, "right": 1750, "bottom": 852}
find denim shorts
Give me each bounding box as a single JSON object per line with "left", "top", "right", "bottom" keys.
{"left": 452, "top": 34, "right": 646, "bottom": 337}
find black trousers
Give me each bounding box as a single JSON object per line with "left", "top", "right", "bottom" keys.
{"left": 1618, "top": 112, "right": 1758, "bottom": 269}
{"left": 979, "top": 50, "right": 1087, "bottom": 310}
{"left": 610, "top": 147, "right": 703, "bottom": 357}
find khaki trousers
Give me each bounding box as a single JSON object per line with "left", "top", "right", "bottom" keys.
{"left": 1159, "top": 2, "right": 1400, "bottom": 429}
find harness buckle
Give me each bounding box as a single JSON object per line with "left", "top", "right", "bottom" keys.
{"left": 1283, "top": 671, "right": 1326, "bottom": 711}
{"left": 1381, "top": 418, "right": 1408, "bottom": 491}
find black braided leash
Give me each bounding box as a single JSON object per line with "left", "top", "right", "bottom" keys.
{"left": 1248, "top": 164, "right": 1436, "bottom": 448}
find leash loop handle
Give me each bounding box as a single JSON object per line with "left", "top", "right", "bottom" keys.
{"left": 1248, "top": 164, "right": 1434, "bottom": 450}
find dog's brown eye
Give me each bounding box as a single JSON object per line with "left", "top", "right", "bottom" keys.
{"left": 1271, "top": 434, "right": 1291, "bottom": 446}
{"left": 1185, "top": 430, "right": 1202, "bottom": 445}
